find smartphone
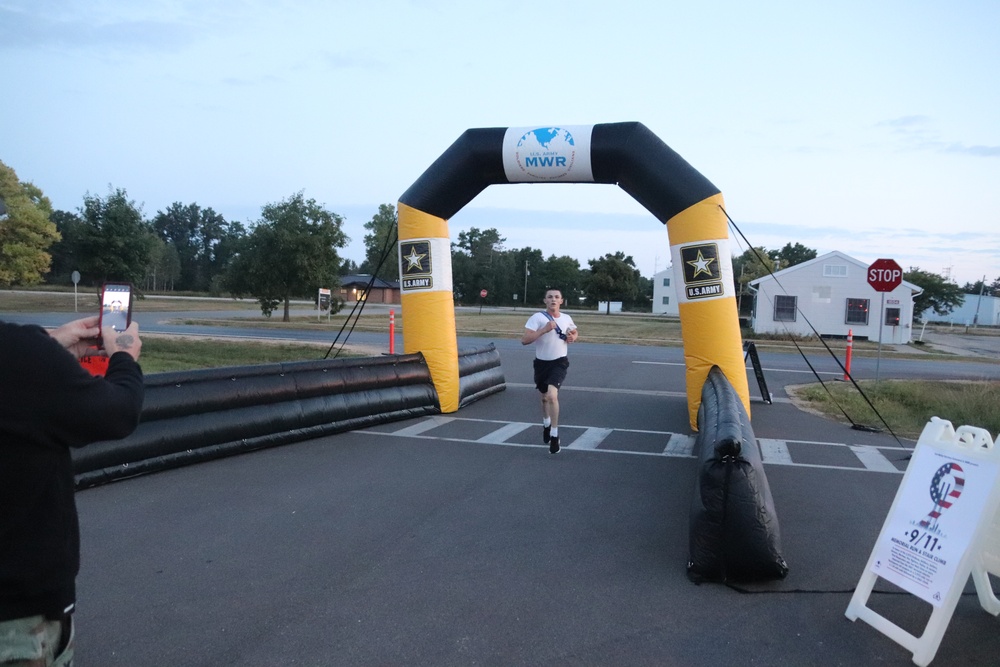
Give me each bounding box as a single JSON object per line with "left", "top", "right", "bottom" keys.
{"left": 99, "top": 282, "right": 133, "bottom": 335}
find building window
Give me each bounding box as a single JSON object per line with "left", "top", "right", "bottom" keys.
{"left": 846, "top": 298, "right": 869, "bottom": 324}
{"left": 885, "top": 307, "right": 901, "bottom": 327}
{"left": 774, "top": 295, "right": 796, "bottom": 321}
{"left": 662, "top": 296, "right": 670, "bottom": 305}
{"left": 824, "top": 264, "right": 848, "bottom": 277}
{"left": 662, "top": 278, "right": 670, "bottom": 287}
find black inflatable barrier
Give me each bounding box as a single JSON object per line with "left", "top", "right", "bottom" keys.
{"left": 458, "top": 343, "right": 506, "bottom": 408}
{"left": 687, "top": 366, "right": 788, "bottom": 582}
{"left": 73, "top": 354, "right": 440, "bottom": 489}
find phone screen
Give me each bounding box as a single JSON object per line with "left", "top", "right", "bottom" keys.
{"left": 101, "top": 283, "right": 132, "bottom": 332}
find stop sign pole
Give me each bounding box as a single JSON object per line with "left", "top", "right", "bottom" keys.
{"left": 867, "top": 258, "right": 903, "bottom": 383}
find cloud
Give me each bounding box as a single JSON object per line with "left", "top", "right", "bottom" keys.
{"left": 943, "top": 143, "right": 1000, "bottom": 157}
{"left": 876, "top": 115, "right": 932, "bottom": 128}
{"left": 0, "top": 7, "right": 195, "bottom": 53}
{"left": 875, "top": 115, "right": 999, "bottom": 158}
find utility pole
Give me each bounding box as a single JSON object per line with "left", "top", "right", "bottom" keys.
{"left": 523, "top": 261, "right": 529, "bottom": 305}
{"left": 973, "top": 274, "right": 986, "bottom": 327}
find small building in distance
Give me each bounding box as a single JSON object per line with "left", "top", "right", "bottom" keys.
{"left": 339, "top": 275, "right": 400, "bottom": 304}
{"left": 921, "top": 293, "right": 1000, "bottom": 327}
{"left": 652, "top": 267, "right": 679, "bottom": 316}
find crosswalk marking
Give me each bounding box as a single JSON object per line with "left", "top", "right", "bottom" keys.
{"left": 392, "top": 416, "right": 455, "bottom": 436}
{"left": 569, "top": 427, "right": 614, "bottom": 450}
{"left": 849, "top": 444, "right": 900, "bottom": 472}
{"left": 477, "top": 422, "right": 533, "bottom": 444}
{"left": 758, "top": 439, "right": 793, "bottom": 465}
{"left": 365, "top": 417, "right": 907, "bottom": 474}
{"left": 664, "top": 433, "right": 696, "bottom": 457}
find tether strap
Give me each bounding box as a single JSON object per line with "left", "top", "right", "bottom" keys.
{"left": 540, "top": 311, "right": 563, "bottom": 336}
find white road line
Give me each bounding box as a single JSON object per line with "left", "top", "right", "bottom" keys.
{"left": 504, "top": 382, "right": 790, "bottom": 403}
{"left": 849, "top": 445, "right": 901, "bottom": 473}
{"left": 664, "top": 433, "right": 696, "bottom": 457}
{"left": 477, "top": 422, "right": 533, "bottom": 444}
{"left": 506, "top": 382, "right": 687, "bottom": 398}
{"left": 391, "top": 416, "right": 455, "bottom": 436}
{"left": 631, "top": 360, "right": 841, "bottom": 376}
{"left": 758, "top": 439, "right": 793, "bottom": 465}
{"left": 568, "top": 427, "right": 614, "bottom": 450}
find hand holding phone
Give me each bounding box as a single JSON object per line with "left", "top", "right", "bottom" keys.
{"left": 99, "top": 282, "right": 133, "bottom": 344}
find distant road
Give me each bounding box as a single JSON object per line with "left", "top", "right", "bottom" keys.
{"left": 3, "top": 307, "right": 998, "bottom": 392}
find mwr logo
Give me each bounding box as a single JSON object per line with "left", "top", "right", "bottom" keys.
{"left": 400, "top": 240, "right": 433, "bottom": 290}
{"left": 514, "top": 127, "right": 577, "bottom": 180}
{"left": 681, "top": 243, "right": 724, "bottom": 300}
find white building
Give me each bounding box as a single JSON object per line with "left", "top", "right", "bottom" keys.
{"left": 922, "top": 294, "right": 1000, "bottom": 326}
{"left": 748, "top": 251, "right": 923, "bottom": 343}
{"left": 652, "top": 267, "right": 679, "bottom": 316}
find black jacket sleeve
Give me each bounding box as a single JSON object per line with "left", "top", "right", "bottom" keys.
{"left": 0, "top": 324, "right": 144, "bottom": 450}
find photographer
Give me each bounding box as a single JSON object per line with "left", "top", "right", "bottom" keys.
{"left": 0, "top": 316, "right": 144, "bottom": 666}
{"left": 521, "top": 288, "right": 578, "bottom": 454}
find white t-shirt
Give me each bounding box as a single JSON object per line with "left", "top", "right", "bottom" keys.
{"left": 525, "top": 311, "right": 577, "bottom": 361}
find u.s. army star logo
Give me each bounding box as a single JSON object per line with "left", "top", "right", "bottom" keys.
{"left": 400, "top": 240, "right": 433, "bottom": 290}
{"left": 680, "top": 243, "right": 724, "bottom": 299}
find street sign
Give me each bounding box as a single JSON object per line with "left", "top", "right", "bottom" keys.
{"left": 480, "top": 289, "right": 488, "bottom": 298}
{"left": 868, "top": 259, "right": 903, "bottom": 293}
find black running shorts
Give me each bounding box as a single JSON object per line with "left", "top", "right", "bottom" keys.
{"left": 533, "top": 356, "right": 569, "bottom": 393}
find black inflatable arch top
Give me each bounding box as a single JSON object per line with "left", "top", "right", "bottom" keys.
{"left": 399, "top": 122, "right": 721, "bottom": 224}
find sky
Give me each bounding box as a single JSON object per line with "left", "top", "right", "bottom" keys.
{"left": 2, "top": 0, "right": 998, "bottom": 287}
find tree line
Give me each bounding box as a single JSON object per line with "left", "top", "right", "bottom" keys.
{"left": 1, "top": 158, "right": 989, "bottom": 320}
{"left": 0, "top": 160, "right": 654, "bottom": 317}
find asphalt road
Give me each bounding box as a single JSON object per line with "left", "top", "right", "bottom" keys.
{"left": 3, "top": 308, "right": 999, "bottom": 665}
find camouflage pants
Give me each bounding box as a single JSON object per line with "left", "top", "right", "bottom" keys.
{"left": 0, "top": 615, "right": 73, "bottom": 667}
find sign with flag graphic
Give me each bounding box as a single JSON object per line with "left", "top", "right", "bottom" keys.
{"left": 869, "top": 447, "right": 997, "bottom": 607}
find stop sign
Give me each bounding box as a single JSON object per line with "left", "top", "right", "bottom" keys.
{"left": 867, "top": 258, "right": 903, "bottom": 292}
{"left": 480, "top": 289, "right": 488, "bottom": 298}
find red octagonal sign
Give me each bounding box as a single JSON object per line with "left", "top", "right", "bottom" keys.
{"left": 867, "top": 258, "right": 903, "bottom": 293}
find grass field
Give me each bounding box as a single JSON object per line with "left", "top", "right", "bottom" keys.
{"left": 790, "top": 379, "right": 1000, "bottom": 439}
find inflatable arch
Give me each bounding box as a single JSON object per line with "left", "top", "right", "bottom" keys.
{"left": 397, "top": 122, "right": 749, "bottom": 429}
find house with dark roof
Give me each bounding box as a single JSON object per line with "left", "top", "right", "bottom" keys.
{"left": 339, "top": 275, "right": 400, "bottom": 304}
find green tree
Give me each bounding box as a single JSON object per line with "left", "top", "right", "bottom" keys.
{"left": 512, "top": 248, "right": 546, "bottom": 306}
{"left": 0, "top": 160, "right": 60, "bottom": 287}
{"left": 152, "top": 202, "right": 231, "bottom": 291}
{"left": 144, "top": 235, "right": 182, "bottom": 291}
{"left": 634, "top": 274, "right": 653, "bottom": 311}
{"left": 586, "top": 252, "right": 640, "bottom": 313}
{"left": 960, "top": 277, "right": 999, "bottom": 297}
{"left": 451, "top": 227, "right": 506, "bottom": 305}
{"left": 47, "top": 210, "right": 86, "bottom": 284}
{"left": 339, "top": 258, "right": 359, "bottom": 275}
{"left": 223, "top": 192, "right": 348, "bottom": 321}
{"left": 537, "top": 254, "right": 584, "bottom": 307}
{"left": 359, "top": 203, "right": 399, "bottom": 282}
{"left": 732, "top": 247, "right": 777, "bottom": 315}
{"left": 904, "top": 268, "right": 965, "bottom": 319}
{"left": 76, "top": 187, "right": 154, "bottom": 286}
{"left": 774, "top": 242, "right": 817, "bottom": 268}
